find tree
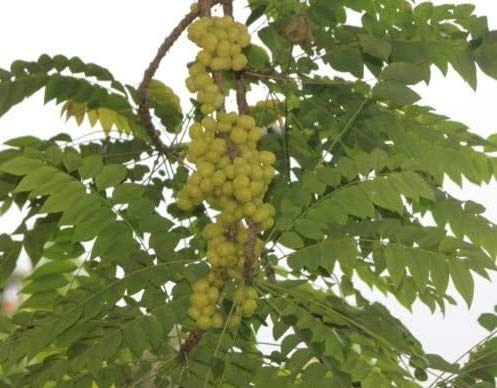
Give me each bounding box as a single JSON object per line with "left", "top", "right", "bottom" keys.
{"left": 0, "top": 0, "right": 497, "bottom": 386}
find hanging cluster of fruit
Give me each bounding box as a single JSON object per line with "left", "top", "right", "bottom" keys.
{"left": 177, "top": 11, "right": 276, "bottom": 331}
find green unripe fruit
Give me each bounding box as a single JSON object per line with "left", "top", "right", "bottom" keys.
{"left": 235, "top": 188, "right": 252, "bottom": 203}
{"left": 201, "top": 305, "right": 215, "bottom": 317}
{"left": 212, "top": 313, "right": 224, "bottom": 328}
{"left": 232, "top": 54, "right": 248, "bottom": 71}
{"left": 212, "top": 170, "right": 227, "bottom": 186}
{"left": 214, "top": 16, "right": 235, "bottom": 29}
{"left": 230, "top": 44, "right": 242, "bottom": 56}
{"left": 200, "top": 33, "right": 218, "bottom": 52}
{"left": 201, "top": 116, "right": 217, "bottom": 131}
{"left": 248, "top": 127, "right": 263, "bottom": 142}
{"left": 177, "top": 197, "right": 194, "bottom": 211}
{"left": 193, "top": 278, "right": 209, "bottom": 293}
{"left": 242, "top": 299, "right": 257, "bottom": 317}
{"left": 210, "top": 57, "right": 231, "bottom": 71}
{"left": 238, "top": 32, "right": 251, "bottom": 47}
{"left": 237, "top": 115, "right": 256, "bottom": 129}
{"left": 259, "top": 151, "right": 276, "bottom": 165}
{"left": 246, "top": 287, "right": 258, "bottom": 299}
{"left": 233, "top": 175, "right": 250, "bottom": 188}
{"left": 185, "top": 77, "right": 198, "bottom": 92}
{"left": 188, "top": 307, "right": 201, "bottom": 320}
{"left": 244, "top": 202, "right": 257, "bottom": 217}
{"left": 218, "top": 122, "right": 232, "bottom": 133}
{"left": 230, "top": 126, "right": 248, "bottom": 144}
{"left": 197, "top": 316, "right": 213, "bottom": 330}
{"left": 261, "top": 217, "right": 274, "bottom": 230}
{"left": 200, "top": 178, "right": 214, "bottom": 193}
{"left": 201, "top": 104, "right": 215, "bottom": 115}
{"left": 189, "top": 63, "right": 205, "bottom": 76}
{"left": 227, "top": 27, "right": 240, "bottom": 43}
{"left": 216, "top": 40, "right": 231, "bottom": 57}
{"left": 189, "top": 123, "right": 203, "bottom": 139}
{"left": 224, "top": 165, "right": 236, "bottom": 179}
{"left": 191, "top": 293, "right": 209, "bottom": 308}
{"left": 207, "top": 287, "right": 220, "bottom": 303}
{"left": 198, "top": 162, "right": 215, "bottom": 177}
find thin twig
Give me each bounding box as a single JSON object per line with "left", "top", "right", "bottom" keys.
{"left": 137, "top": 10, "right": 198, "bottom": 155}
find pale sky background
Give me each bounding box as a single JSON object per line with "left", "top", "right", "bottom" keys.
{"left": 0, "top": 0, "right": 496, "bottom": 374}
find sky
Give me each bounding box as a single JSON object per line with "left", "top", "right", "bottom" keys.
{"left": 0, "top": 0, "right": 496, "bottom": 371}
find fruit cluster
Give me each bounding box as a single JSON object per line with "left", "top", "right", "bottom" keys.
{"left": 178, "top": 114, "right": 276, "bottom": 231}
{"left": 188, "top": 271, "right": 259, "bottom": 330}
{"left": 187, "top": 16, "right": 251, "bottom": 71}
{"left": 180, "top": 12, "right": 276, "bottom": 330}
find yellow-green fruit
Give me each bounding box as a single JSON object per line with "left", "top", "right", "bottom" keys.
{"left": 237, "top": 115, "right": 256, "bottom": 129}
{"left": 191, "top": 293, "right": 209, "bottom": 308}
{"left": 235, "top": 188, "right": 252, "bottom": 203}
{"left": 189, "top": 123, "right": 203, "bottom": 139}
{"left": 230, "top": 44, "right": 242, "bottom": 56}
{"left": 232, "top": 54, "right": 248, "bottom": 71}
{"left": 246, "top": 287, "right": 258, "bottom": 299}
{"left": 259, "top": 151, "right": 276, "bottom": 165}
{"left": 214, "top": 28, "right": 228, "bottom": 41}
{"left": 201, "top": 104, "right": 215, "bottom": 115}
{"left": 248, "top": 127, "right": 263, "bottom": 142}
{"left": 212, "top": 313, "right": 224, "bottom": 328}
{"left": 233, "top": 175, "right": 250, "bottom": 188}
{"left": 189, "top": 63, "right": 205, "bottom": 76}
{"left": 230, "top": 126, "right": 248, "bottom": 144}
{"left": 198, "top": 162, "right": 215, "bottom": 177}
{"left": 193, "top": 278, "right": 209, "bottom": 293}
{"left": 200, "top": 178, "right": 214, "bottom": 193}
{"left": 261, "top": 218, "right": 275, "bottom": 230}
{"left": 177, "top": 197, "right": 194, "bottom": 211}
{"left": 263, "top": 165, "right": 275, "bottom": 179}
{"left": 197, "top": 316, "right": 213, "bottom": 330}
{"left": 200, "top": 34, "right": 218, "bottom": 52}
{"left": 202, "top": 305, "right": 215, "bottom": 317}
{"left": 210, "top": 57, "right": 231, "bottom": 71}
{"left": 238, "top": 32, "right": 251, "bottom": 47}
{"left": 222, "top": 182, "right": 234, "bottom": 195}
{"left": 227, "top": 27, "right": 240, "bottom": 43}
{"left": 201, "top": 116, "right": 217, "bottom": 131}
{"left": 205, "top": 151, "right": 220, "bottom": 163}
{"left": 218, "top": 122, "right": 232, "bottom": 133}
{"left": 244, "top": 202, "right": 257, "bottom": 217}
{"left": 216, "top": 16, "right": 234, "bottom": 29}
{"left": 212, "top": 170, "right": 227, "bottom": 186}
{"left": 197, "top": 51, "right": 212, "bottom": 66}
{"left": 185, "top": 77, "right": 197, "bottom": 92}
{"left": 216, "top": 40, "right": 231, "bottom": 57}
{"left": 188, "top": 307, "right": 201, "bottom": 320}
{"left": 242, "top": 299, "right": 257, "bottom": 317}
{"left": 207, "top": 287, "right": 220, "bottom": 303}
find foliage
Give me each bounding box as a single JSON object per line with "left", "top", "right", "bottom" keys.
{"left": 0, "top": 0, "right": 496, "bottom": 387}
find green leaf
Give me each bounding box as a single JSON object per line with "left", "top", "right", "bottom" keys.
{"left": 95, "top": 164, "right": 127, "bottom": 190}
{"left": 0, "top": 157, "right": 44, "bottom": 175}
{"left": 384, "top": 245, "right": 406, "bottom": 288}
{"left": 79, "top": 155, "right": 104, "bottom": 179}
{"left": 478, "top": 313, "right": 497, "bottom": 331}
{"left": 449, "top": 259, "right": 474, "bottom": 307}
{"left": 381, "top": 62, "right": 430, "bottom": 85}
{"left": 279, "top": 231, "right": 304, "bottom": 249}
{"left": 372, "top": 81, "right": 421, "bottom": 105}
{"left": 360, "top": 36, "right": 392, "bottom": 60}
{"left": 244, "top": 45, "right": 271, "bottom": 70}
